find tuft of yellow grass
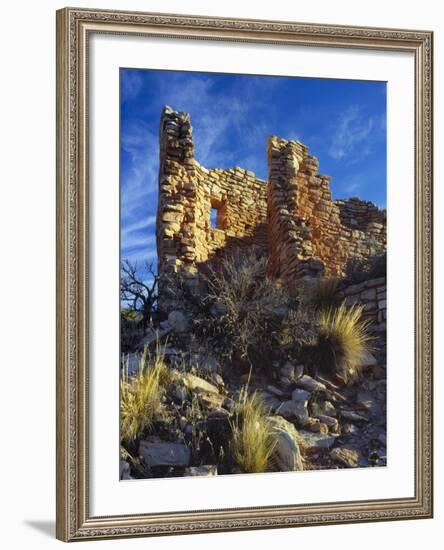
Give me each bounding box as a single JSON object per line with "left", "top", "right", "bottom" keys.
{"left": 317, "top": 302, "right": 374, "bottom": 384}
{"left": 230, "top": 387, "right": 277, "bottom": 474}
{"left": 120, "top": 348, "right": 170, "bottom": 443}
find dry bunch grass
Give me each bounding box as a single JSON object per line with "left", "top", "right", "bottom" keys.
{"left": 120, "top": 347, "right": 170, "bottom": 443}
{"left": 230, "top": 386, "right": 277, "bottom": 473}
{"left": 317, "top": 303, "right": 374, "bottom": 384}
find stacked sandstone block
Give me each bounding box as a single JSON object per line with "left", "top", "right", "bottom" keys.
{"left": 157, "top": 106, "right": 268, "bottom": 280}
{"left": 339, "top": 277, "right": 387, "bottom": 334}
{"left": 267, "top": 136, "right": 386, "bottom": 284}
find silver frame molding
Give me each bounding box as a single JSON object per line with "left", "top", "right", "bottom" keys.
{"left": 56, "top": 7, "right": 433, "bottom": 542}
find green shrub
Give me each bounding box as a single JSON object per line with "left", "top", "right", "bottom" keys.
{"left": 315, "top": 303, "right": 374, "bottom": 384}
{"left": 230, "top": 387, "right": 277, "bottom": 473}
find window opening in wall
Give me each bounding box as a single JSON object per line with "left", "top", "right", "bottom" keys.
{"left": 210, "top": 207, "right": 218, "bottom": 229}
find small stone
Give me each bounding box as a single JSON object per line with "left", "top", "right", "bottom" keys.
{"left": 291, "top": 388, "right": 311, "bottom": 402}
{"left": 277, "top": 399, "right": 309, "bottom": 422}
{"left": 311, "top": 400, "right": 337, "bottom": 417}
{"left": 314, "top": 414, "right": 339, "bottom": 432}
{"left": 296, "top": 375, "right": 326, "bottom": 392}
{"left": 182, "top": 373, "right": 219, "bottom": 394}
{"left": 330, "top": 447, "right": 361, "bottom": 467}
{"left": 139, "top": 441, "right": 191, "bottom": 468}
{"left": 298, "top": 431, "right": 338, "bottom": 450}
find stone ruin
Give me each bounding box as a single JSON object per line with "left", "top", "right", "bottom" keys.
{"left": 156, "top": 106, "right": 386, "bottom": 311}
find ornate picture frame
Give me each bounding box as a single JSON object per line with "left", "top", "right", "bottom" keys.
{"left": 56, "top": 7, "right": 433, "bottom": 542}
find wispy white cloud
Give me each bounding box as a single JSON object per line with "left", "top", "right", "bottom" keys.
{"left": 121, "top": 70, "right": 143, "bottom": 102}
{"left": 328, "top": 106, "right": 382, "bottom": 162}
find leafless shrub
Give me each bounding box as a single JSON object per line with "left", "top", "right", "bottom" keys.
{"left": 120, "top": 259, "right": 159, "bottom": 328}
{"left": 192, "top": 251, "right": 290, "bottom": 370}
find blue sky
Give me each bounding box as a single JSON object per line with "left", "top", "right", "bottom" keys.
{"left": 120, "top": 68, "right": 386, "bottom": 270}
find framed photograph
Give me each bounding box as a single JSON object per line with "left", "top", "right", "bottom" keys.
{"left": 56, "top": 7, "right": 433, "bottom": 542}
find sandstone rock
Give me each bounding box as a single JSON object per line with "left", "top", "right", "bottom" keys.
{"left": 314, "top": 414, "right": 339, "bottom": 433}
{"left": 266, "top": 416, "right": 304, "bottom": 471}
{"left": 302, "top": 417, "right": 329, "bottom": 434}
{"left": 196, "top": 390, "right": 226, "bottom": 410}
{"left": 184, "top": 465, "right": 218, "bottom": 476}
{"left": 291, "top": 388, "right": 311, "bottom": 402}
{"left": 297, "top": 431, "right": 338, "bottom": 451}
{"left": 296, "top": 375, "right": 326, "bottom": 392}
{"left": 276, "top": 399, "right": 309, "bottom": 423}
{"left": 182, "top": 373, "right": 219, "bottom": 394}
{"left": 330, "top": 447, "right": 361, "bottom": 467}
{"left": 168, "top": 310, "right": 189, "bottom": 333}
{"left": 139, "top": 441, "right": 191, "bottom": 468}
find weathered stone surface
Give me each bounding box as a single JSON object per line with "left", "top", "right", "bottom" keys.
{"left": 184, "top": 465, "right": 218, "bottom": 476}
{"left": 314, "top": 414, "right": 339, "bottom": 433}
{"left": 302, "top": 417, "right": 329, "bottom": 434}
{"left": 139, "top": 441, "right": 191, "bottom": 468}
{"left": 296, "top": 375, "right": 326, "bottom": 393}
{"left": 330, "top": 447, "right": 361, "bottom": 467}
{"left": 266, "top": 416, "right": 304, "bottom": 471}
{"left": 311, "top": 400, "right": 337, "bottom": 418}
{"left": 276, "top": 399, "right": 309, "bottom": 422}
{"left": 291, "top": 388, "right": 311, "bottom": 402}
{"left": 297, "top": 431, "right": 338, "bottom": 451}
{"left": 182, "top": 373, "right": 219, "bottom": 395}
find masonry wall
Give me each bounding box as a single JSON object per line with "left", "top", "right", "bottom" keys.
{"left": 157, "top": 106, "right": 268, "bottom": 279}
{"left": 156, "top": 107, "right": 387, "bottom": 306}
{"left": 338, "top": 277, "right": 387, "bottom": 335}
{"left": 267, "top": 136, "right": 386, "bottom": 283}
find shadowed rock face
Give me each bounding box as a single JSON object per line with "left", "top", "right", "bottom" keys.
{"left": 156, "top": 106, "right": 386, "bottom": 312}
